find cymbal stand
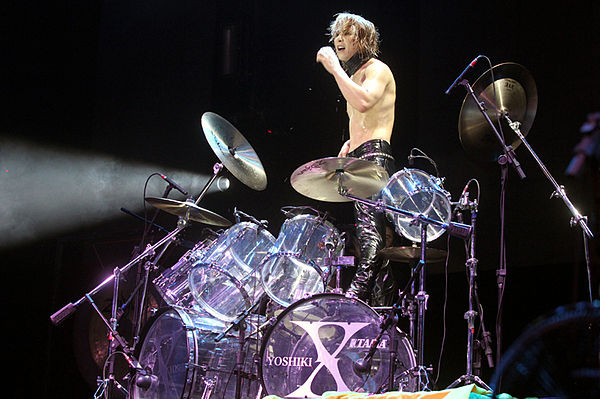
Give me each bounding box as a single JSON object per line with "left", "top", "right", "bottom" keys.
{"left": 459, "top": 79, "right": 526, "bottom": 180}
{"left": 502, "top": 114, "right": 594, "bottom": 242}
{"left": 447, "top": 197, "right": 492, "bottom": 390}
{"left": 195, "top": 162, "right": 224, "bottom": 206}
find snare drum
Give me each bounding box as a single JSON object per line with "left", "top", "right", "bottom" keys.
{"left": 260, "top": 215, "right": 344, "bottom": 307}
{"left": 188, "top": 222, "right": 276, "bottom": 322}
{"left": 381, "top": 168, "right": 451, "bottom": 243}
{"left": 130, "top": 306, "right": 261, "bottom": 399}
{"left": 259, "top": 293, "right": 417, "bottom": 398}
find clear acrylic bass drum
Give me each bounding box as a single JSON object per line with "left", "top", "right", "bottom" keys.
{"left": 259, "top": 293, "right": 417, "bottom": 398}
{"left": 130, "top": 306, "right": 261, "bottom": 399}
{"left": 380, "top": 168, "right": 451, "bottom": 243}
{"left": 260, "top": 215, "right": 344, "bottom": 307}
{"left": 188, "top": 222, "right": 276, "bottom": 321}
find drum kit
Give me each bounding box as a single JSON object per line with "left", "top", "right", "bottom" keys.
{"left": 50, "top": 61, "right": 593, "bottom": 399}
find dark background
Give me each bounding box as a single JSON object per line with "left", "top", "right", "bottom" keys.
{"left": 3, "top": 1, "right": 599, "bottom": 397}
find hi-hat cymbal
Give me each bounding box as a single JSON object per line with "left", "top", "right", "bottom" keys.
{"left": 145, "top": 197, "right": 232, "bottom": 226}
{"left": 458, "top": 62, "right": 537, "bottom": 162}
{"left": 379, "top": 245, "right": 448, "bottom": 263}
{"left": 290, "top": 157, "right": 389, "bottom": 202}
{"left": 201, "top": 112, "right": 267, "bottom": 191}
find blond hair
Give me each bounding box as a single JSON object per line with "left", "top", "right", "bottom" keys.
{"left": 328, "top": 12, "right": 380, "bottom": 58}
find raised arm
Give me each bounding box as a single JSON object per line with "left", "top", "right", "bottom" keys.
{"left": 316, "top": 46, "right": 391, "bottom": 113}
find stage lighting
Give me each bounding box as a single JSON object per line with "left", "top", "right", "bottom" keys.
{"left": 0, "top": 136, "right": 225, "bottom": 248}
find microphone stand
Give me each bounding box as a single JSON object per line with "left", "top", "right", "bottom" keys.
{"left": 214, "top": 299, "right": 262, "bottom": 399}
{"left": 447, "top": 198, "right": 492, "bottom": 390}
{"left": 50, "top": 214, "right": 189, "bottom": 398}
{"left": 456, "top": 77, "right": 523, "bottom": 365}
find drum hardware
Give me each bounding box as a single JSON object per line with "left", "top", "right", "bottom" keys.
{"left": 449, "top": 59, "right": 593, "bottom": 364}
{"left": 354, "top": 224, "right": 435, "bottom": 392}
{"left": 323, "top": 254, "right": 355, "bottom": 293}
{"left": 446, "top": 181, "right": 492, "bottom": 390}
{"left": 50, "top": 218, "right": 188, "bottom": 397}
{"left": 233, "top": 207, "right": 269, "bottom": 229}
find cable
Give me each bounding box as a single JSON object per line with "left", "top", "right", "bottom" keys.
{"left": 433, "top": 233, "right": 452, "bottom": 386}
{"left": 407, "top": 148, "right": 441, "bottom": 179}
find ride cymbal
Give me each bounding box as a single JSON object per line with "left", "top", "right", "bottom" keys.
{"left": 145, "top": 197, "right": 232, "bottom": 226}
{"left": 458, "top": 62, "right": 537, "bottom": 162}
{"left": 290, "top": 157, "right": 389, "bottom": 202}
{"left": 201, "top": 112, "right": 267, "bottom": 191}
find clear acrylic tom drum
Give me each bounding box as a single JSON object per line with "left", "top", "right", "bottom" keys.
{"left": 260, "top": 215, "right": 344, "bottom": 307}
{"left": 188, "top": 222, "right": 276, "bottom": 322}
{"left": 153, "top": 230, "right": 220, "bottom": 310}
{"left": 381, "top": 168, "right": 451, "bottom": 243}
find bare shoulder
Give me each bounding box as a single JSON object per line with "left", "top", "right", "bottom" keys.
{"left": 364, "top": 58, "right": 394, "bottom": 81}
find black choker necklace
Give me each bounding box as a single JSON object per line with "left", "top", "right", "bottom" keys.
{"left": 342, "top": 53, "right": 371, "bottom": 77}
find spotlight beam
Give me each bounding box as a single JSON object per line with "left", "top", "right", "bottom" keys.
{"left": 0, "top": 136, "right": 228, "bottom": 248}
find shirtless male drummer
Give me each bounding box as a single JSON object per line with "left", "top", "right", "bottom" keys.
{"left": 316, "top": 12, "right": 397, "bottom": 302}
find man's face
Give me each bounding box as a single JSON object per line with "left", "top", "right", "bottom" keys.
{"left": 333, "top": 28, "right": 359, "bottom": 62}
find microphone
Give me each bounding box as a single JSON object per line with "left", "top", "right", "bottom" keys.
{"left": 234, "top": 208, "right": 269, "bottom": 229}
{"left": 445, "top": 55, "right": 483, "bottom": 95}
{"left": 456, "top": 182, "right": 470, "bottom": 211}
{"left": 353, "top": 355, "right": 372, "bottom": 375}
{"left": 135, "top": 372, "right": 158, "bottom": 390}
{"left": 159, "top": 174, "right": 188, "bottom": 196}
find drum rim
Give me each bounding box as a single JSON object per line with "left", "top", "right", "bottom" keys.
{"left": 282, "top": 213, "right": 339, "bottom": 230}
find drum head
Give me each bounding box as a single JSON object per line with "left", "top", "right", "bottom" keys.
{"left": 261, "top": 214, "right": 344, "bottom": 307}
{"left": 381, "top": 168, "right": 451, "bottom": 243}
{"left": 260, "top": 293, "right": 416, "bottom": 398}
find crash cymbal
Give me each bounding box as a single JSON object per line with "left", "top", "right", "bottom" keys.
{"left": 145, "top": 197, "right": 232, "bottom": 226}
{"left": 379, "top": 245, "right": 448, "bottom": 263}
{"left": 458, "top": 62, "right": 537, "bottom": 162}
{"left": 290, "top": 157, "right": 389, "bottom": 202}
{"left": 201, "top": 112, "right": 267, "bottom": 191}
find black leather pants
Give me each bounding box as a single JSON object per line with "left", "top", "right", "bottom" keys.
{"left": 346, "top": 139, "right": 396, "bottom": 302}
